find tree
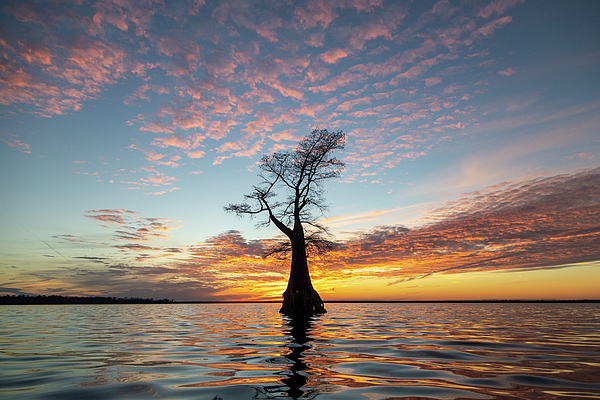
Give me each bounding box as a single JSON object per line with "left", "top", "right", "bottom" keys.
{"left": 225, "top": 129, "right": 345, "bottom": 316}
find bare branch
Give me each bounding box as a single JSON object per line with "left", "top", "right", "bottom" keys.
{"left": 225, "top": 128, "right": 345, "bottom": 255}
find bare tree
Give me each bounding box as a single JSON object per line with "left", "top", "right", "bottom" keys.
{"left": 225, "top": 129, "right": 345, "bottom": 316}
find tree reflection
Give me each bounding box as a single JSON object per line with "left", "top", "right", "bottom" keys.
{"left": 281, "top": 315, "right": 315, "bottom": 399}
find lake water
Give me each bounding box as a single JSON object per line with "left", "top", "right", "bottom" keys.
{"left": 1, "top": 302, "right": 599, "bottom": 399}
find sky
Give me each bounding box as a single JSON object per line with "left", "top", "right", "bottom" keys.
{"left": 1, "top": 0, "right": 599, "bottom": 302}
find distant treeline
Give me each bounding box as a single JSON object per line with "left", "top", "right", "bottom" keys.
{"left": 0, "top": 295, "right": 175, "bottom": 305}
{"left": 324, "top": 299, "right": 600, "bottom": 303}
{"left": 2, "top": 295, "right": 597, "bottom": 305}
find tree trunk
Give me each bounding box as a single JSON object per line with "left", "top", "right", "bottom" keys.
{"left": 280, "top": 224, "right": 326, "bottom": 316}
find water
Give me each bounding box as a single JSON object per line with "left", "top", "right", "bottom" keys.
{"left": 1, "top": 303, "right": 599, "bottom": 399}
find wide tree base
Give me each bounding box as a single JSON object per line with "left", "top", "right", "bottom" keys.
{"left": 280, "top": 287, "right": 326, "bottom": 317}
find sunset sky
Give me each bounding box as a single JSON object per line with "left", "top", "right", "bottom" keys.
{"left": 1, "top": 0, "right": 599, "bottom": 301}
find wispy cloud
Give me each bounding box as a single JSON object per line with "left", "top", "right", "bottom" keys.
{"left": 0, "top": 133, "right": 31, "bottom": 153}
{"left": 84, "top": 209, "right": 182, "bottom": 241}
{"left": 322, "top": 167, "right": 600, "bottom": 282}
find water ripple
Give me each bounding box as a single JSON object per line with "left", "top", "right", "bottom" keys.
{"left": 1, "top": 303, "right": 599, "bottom": 399}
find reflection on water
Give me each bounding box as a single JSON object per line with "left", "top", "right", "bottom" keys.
{"left": 282, "top": 316, "right": 313, "bottom": 399}
{"left": 1, "top": 303, "right": 599, "bottom": 399}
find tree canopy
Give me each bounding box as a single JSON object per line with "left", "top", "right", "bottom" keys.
{"left": 225, "top": 128, "right": 345, "bottom": 316}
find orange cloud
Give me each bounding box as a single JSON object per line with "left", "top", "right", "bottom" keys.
{"left": 33, "top": 168, "right": 599, "bottom": 301}
{"left": 177, "top": 167, "right": 600, "bottom": 294}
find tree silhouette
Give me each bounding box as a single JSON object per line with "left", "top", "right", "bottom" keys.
{"left": 225, "top": 129, "right": 345, "bottom": 316}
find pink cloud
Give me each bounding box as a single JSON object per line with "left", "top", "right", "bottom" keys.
{"left": 563, "top": 152, "right": 596, "bottom": 161}
{"left": 372, "top": 88, "right": 413, "bottom": 100}
{"left": 155, "top": 160, "right": 180, "bottom": 168}
{"left": 305, "top": 64, "right": 330, "bottom": 83}
{"left": 205, "top": 48, "right": 237, "bottom": 77}
{"left": 478, "top": 0, "right": 525, "bottom": 18}
{"left": 309, "top": 71, "right": 368, "bottom": 93}
{"left": 378, "top": 116, "right": 402, "bottom": 126}
{"left": 232, "top": 42, "right": 260, "bottom": 65}
{"left": 269, "top": 81, "right": 305, "bottom": 101}
{"left": 205, "top": 119, "right": 239, "bottom": 140}
{"left": 466, "top": 49, "right": 490, "bottom": 59}
{"left": 320, "top": 48, "right": 349, "bottom": 64}
{"left": 443, "top": 83, "right": 463, "bottom": 94}
{"left": 344, "top": 16, "right": 403, "bottom": 50}
{"left": 150, "top": 187, "right": 182, "bottom": 196}
{"left": 0, "top": 133, "right": 31, "bottom": 153}
{"left": 305, "top": 32, "right": 325, "bottom": 47}
{"left": 292, "top": 101, "right": 335, "bottom": 118}
{"left": 85, "top": 209, "right": 182, "bottom": 242}
{"left": 425, "top": 76, "right": 442, "bottom": 86}
{"left": 139, "top": 121, "right": 174, "bottom": 134}
{"left": 348, "top": 108, "right": 380, "bottom": 118}
{"left": 212, "top": 2, "right": 283, "bottom": 43}
{"left": 472, "top": 16, "right": 512, "bottom": 38}
{"left": 367, "top": 44, "right": 390, "bottom": 56}
{"left": 88, "top": 0, "right": 158, "bottom": 37}
{"left": 0, "top": 34, "right": 129, "bottom": 115}
{"left": 336, "top": 96, "right": 372, "bottom": 112}
{"left": 124, "top": 83, "right": 169, "bottom": 104}
{"left": 498, "top": 67, "right": 517, "bottom": 76}
{"left": 19, "top": 41, "right": 55, "bottom": 65}
{"left": 350, "top": 39, "right": 437, "bottom": 78}
{"left": 8, "top": 2, "right": 47, "bottom": 25}
{"left": 187, "top": 150, "right": 206, "bottom": 159}
{"left": 295, "top": 0, "right": 338, "bottom": 29}
{"left": 143, "top": 151, "right": 166, "bottom": 161}
{"left": 341, "top": 85, "right": 368, "bottom": 98}
{"left": 140, "top": 173, "right": 178, "bottom": 186}
{"left": 270, "top": 129, "right": 300, "bottom": 142}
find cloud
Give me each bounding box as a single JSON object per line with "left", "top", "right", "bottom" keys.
{"left": 425, "top": 77, "right": 442, "bottom": 86}
{"left": 305, "top": 32, "right": 325, "bottom": 47}
{"left": 562, "top": 152, "right": 595, "bottom": 160}
{"left": 498, "top": 67, "right": 517, "bottom": 76}
{"left": 320, "top": 48, "right": 349, "bottom": 64}
{"left": 212, "top": 1, "right": 284, "bottom": 43}
{"left": 18, "top": 168, "right": 600, "bottom": 300}
{"left": 472, "top": 16, "right": 512, "bottom": 39}
{"left": 151, "top": 135, "right": 192, "bottom": 150}
{"left": 336, "top": 96, "right": 372, "bottom": 112}
{"left": 0, "top": 133, "right": 31, "bottom": 153}
{"left": 294, "top": 0, "right": 338, "bottom": 29}
{"left": 339, "top": 167, "right": 600, "bottom": 279}
{"left": 478, "top": 0, "right": 525, "bottom": 19}
{"left": 181, "top": 167, "right": 600, "bottom": 288}
{"left": 343, "top": 10, "right": 406, "bottom": 50}
{"left": 85, "top": 209, "right": 182, "bottom": 241}
{"left": 124, "top": 84, "right": 169, "bottom": 105}
{"left": 186, "top": 150, "right": 206, "bottom": 159}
